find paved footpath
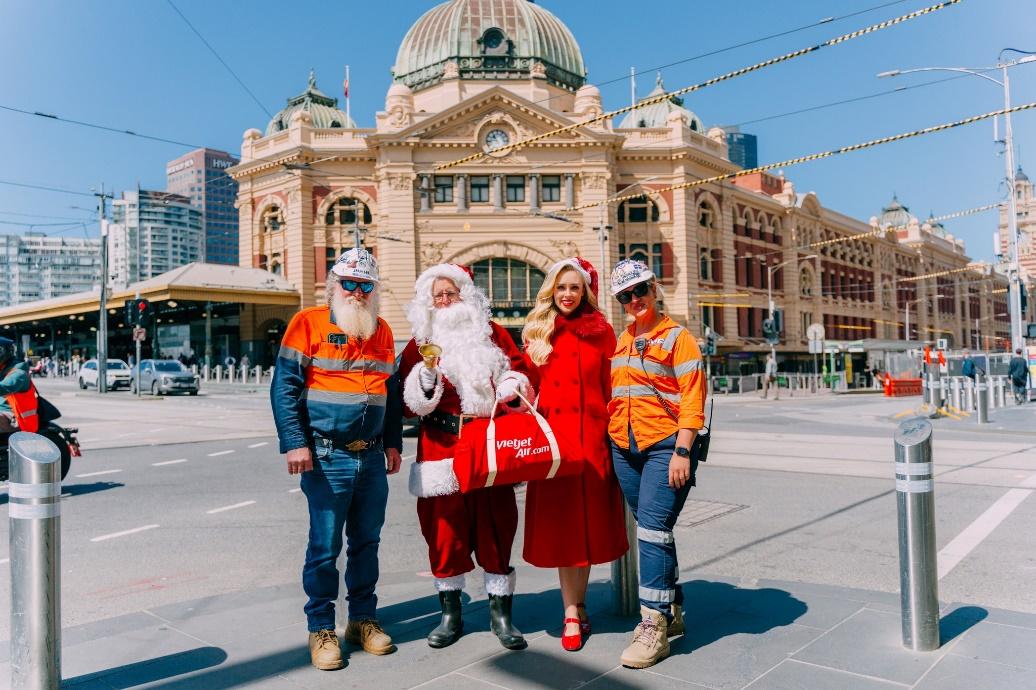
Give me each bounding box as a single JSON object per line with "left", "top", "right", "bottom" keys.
{"left": 3, "top": 384, "right": 1035, "bottom": 687}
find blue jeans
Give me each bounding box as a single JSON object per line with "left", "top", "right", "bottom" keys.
{"left": 300, "top": 438, "right": 388, "bottom": 631}
{"left": 611, "top": 431, "right": 692, "bottom": 621}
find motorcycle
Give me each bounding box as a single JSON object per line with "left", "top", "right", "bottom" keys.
{"left": 0, "top": 399, "right": 80, "bottom": 482}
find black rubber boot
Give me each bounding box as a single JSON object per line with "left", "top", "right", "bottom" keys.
{"left": 427, "top": 590, "right": 464, "bottom": 648}
{"left": 488, "top": 594, "right": 527, "bottom": 650}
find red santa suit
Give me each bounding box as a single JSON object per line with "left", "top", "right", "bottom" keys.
{"left": 400, "top": 263, "right": 533, "bottom": 596}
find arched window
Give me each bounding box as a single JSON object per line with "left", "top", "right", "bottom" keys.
{"left": 261, "top": 206, "right": 284, "bottom": 233}
{"left": 617, "top": 196, "right": 659, "bottom": 223}
{"left": 698, "top": 201, "right": 716, "bottom": 229}
{"left": 325, "top": 197, "right": 372, "bottom": 226}
{"left": 471, "top": 258, "right": 545, "bottom": 305}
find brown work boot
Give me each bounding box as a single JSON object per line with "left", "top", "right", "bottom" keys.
{"left": 345, "top": 618, "right": 396, "bottom": 655}
{"left": 620, "top": 607, "right": 669, "bottom": 669}
{"left": 308, "top": 629, "right": 344, "bottom": 671}
{"left": 668, "top": 604, "right": 685, "bottom": 637}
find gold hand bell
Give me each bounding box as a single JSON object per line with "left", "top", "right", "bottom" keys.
{"left": 418, "top": 342, "right": 442, "bottom": 369}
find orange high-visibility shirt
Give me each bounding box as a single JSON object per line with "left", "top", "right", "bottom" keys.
{"left": 608, "top": 316, "right": 706, "bottom": 450}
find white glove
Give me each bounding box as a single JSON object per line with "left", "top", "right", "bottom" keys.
{"left": 495, "top": 377, "right": 520, "bottom": 404}
{"left": 419, "top": 366, "right": 439, "bottom": 393}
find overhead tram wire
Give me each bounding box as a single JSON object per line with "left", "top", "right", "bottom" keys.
{"left": 165, "top": 0, "right": 272, "bottom": 120}
{"left": 560, "top": 101, "right": 1036, "bottom": 215}
{"left": 522, "top": 0, "right": 912, "bottom": 111}
{"left": 0, "top": 105, "right": 207, "bottom": 149}
{"left": 433, "top": 0, "right": 964, "bottom": 170}
{"left": 0, "top": 180, "right": 95, "bottom": 198}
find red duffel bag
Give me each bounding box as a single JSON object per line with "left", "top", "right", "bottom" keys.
{"left": 454, "top": 393, "right": 583, "bottom": 492}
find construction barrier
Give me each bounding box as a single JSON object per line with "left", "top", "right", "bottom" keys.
{"left": 885, "top": 378, "right": 923, "bottom": 397}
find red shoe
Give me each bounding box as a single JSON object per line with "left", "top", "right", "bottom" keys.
{"left": 561, "top": 617, "right": 584, "bottom": 651}
{"left": 576, "top": 603, "right": 591, "bottom": 636}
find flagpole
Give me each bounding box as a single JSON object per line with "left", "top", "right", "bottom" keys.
{"left": 345, "top": 65, "right": 350, "bottom": 124}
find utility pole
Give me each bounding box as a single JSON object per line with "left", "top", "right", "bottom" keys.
{"left": 95, "top": 184, "right": 114, "bottom": 394}
{"left": 352, "top": 201, "right": 367, "bottom": 250}
{"left": 1001, "top": 62, "right": 1025, "bottom": 352}
{"left": 592, "top": 205, "right": 612, "bottom": 279}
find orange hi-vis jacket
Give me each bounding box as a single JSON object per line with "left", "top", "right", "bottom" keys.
{"left": 271, "top": 306, "right": 402, "bottom": 454}
{"left": 608, "top": 315, "right": 706, "bottom": 450}
{"left": 1, "top": 362, "right": 38, "bottom": 432}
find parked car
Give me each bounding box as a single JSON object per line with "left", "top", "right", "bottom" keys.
{"left": 130, "top": 359, "right": 200, "bottom": 396}
{"left": 78, "top": 359, "right": 132, "bottom": 390}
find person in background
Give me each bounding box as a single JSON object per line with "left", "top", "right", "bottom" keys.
{"left": 271, "top": 248, "right": 402, "bottom": 671}
{"left": 1009, "top": 348, "right": 1029, "bottom": 404}
{"left": 607, "top": 260, "right": 707, "bottom": 669}
{"left": 0, "top": 337, "right": 38, "bottom": 433}
{"left": 521, "top": 258, "right": 628, "bottom": 652}
{"left": 761, "top": 352, "right": 779, "bottom": 400}
{"left": 961, "top": 349, "right": 976, "bottom": 380}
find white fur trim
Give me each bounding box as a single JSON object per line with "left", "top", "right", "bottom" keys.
{"left": 408, "top": 459, "right": 461, "bottom": 498}
{"left": 403, "top": 364, "right": 443, "bottom": 417}
{"left": 484, "top": 569, "right": 516, "bottom": 597}
{"left": 549, "top": 258, "right": 592, "bottom": 289}
{"left": 435, "top": 574, "right": 467, "bottom": 592}
{"left": 496, "top": 370, "right": 529, "bottom": 389}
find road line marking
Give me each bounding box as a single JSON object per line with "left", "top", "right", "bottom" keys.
{"left": 207, "top": 450, "right": 235, "bottom": 457}
{"left": 152, "top": 459, "right": 188, "bottom": 466}
{"left": 91, "top": 524, "right": 160, "bottom": 542}
{"left": 288, "top": 488, "right": 301, "bottom": 494}
{"left": 0, "top": 558, "right": 9, "bottom": 564}
{"left": 247, "top": 442, "right": 268, "bottom": 449}
{"left": 207, "top": 501, "right": 256, "bottom": 514}
{"left": 938, "top": 487, "right": 1033, "bottom": 579}
{"left": 75, "top": 469, "right": 123, "bottom": 478}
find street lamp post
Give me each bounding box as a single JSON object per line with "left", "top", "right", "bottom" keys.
{"left": 905, "top": 294, "right": 944, "bottom": 342}
{"left": 766, "top": 253, "right": 817, "bottom": 357}
{"left": 879, "top": 52, "right": 1036, "bottom": 352}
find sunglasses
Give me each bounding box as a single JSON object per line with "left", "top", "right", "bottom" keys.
{"left": 340, "top": 279, "right": 375, "bottom": 294}
{"left": 615, "top": 281, "right": 652, "bottom": 304}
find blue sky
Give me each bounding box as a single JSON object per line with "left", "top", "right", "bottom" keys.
{"left": 2, "top": 0, "right": 1034, "bottom": 262}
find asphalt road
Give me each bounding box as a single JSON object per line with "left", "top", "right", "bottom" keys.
{"left": 1, "top": 379, "right": 1034, "bottom": 642}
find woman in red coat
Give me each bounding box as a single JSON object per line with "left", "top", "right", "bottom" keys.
{"left": 522, "top": 257, "right": 629, "bottom": 651}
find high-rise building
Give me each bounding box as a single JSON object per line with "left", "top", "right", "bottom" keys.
{"left": 724, "top": 126, "right": 758, "bottom": 169}
{"left": 108, "top": 190, "right": 203, "bottom": 288}
{"left": 0, "top": 232, "right": 102, "bottom": 308}
{"left": 166, "top": 148, "right": 239, "bottom": 265}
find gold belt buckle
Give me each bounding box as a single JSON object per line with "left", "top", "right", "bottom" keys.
{"left": 345, "top": 439, "right": 369, "bottom": 452}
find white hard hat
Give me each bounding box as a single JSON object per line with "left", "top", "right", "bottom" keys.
{"left": 330, "top": 248, "right": 379, "bottom": 283}
{"left": 610, "top": 259, "right": 654, "bottom": 295}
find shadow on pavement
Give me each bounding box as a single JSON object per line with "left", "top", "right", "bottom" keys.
{"left": 940, "top": 605, "right": 988, "bottom": 645}
{"left": 63, "top": 646, "right": 227, "bottom": 688}
{"left": 487, "top": 648, "right": 641, "bottom": 689}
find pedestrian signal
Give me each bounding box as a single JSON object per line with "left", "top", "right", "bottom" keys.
{"left": 704, "top": 331, "right": 717, "bottom": 356}
{"left": 128, "top": 298, "right": 153, "bottom": 328}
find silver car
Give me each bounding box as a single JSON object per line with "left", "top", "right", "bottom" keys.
{"left": 131, "top": 359, "right": 200, "bottom": 396}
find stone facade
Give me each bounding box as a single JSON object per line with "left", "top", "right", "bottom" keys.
{"left": 230, "top": 0, "right": 1010, "bottom": 354}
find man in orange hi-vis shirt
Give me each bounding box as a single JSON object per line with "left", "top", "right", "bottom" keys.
{"left": 607, "top": 259, "right": 706, "bottom": 670}
{"left": 272, "top": 248, "right": 402, "bottom": 672}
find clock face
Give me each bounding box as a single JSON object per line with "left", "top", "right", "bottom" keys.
{"left": 484, "top": 129, "right": 510, "bottom": 153}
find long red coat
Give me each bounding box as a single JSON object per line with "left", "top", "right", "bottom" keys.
{"left": 524, "top": 306, "right": 629, "bottom": 567}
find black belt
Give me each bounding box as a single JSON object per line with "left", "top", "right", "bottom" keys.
{"left": 423, "top": 411, "right": 481, "bottom": 436}
{"left": 316, "top": 435, "right": 382, "bottom": 452}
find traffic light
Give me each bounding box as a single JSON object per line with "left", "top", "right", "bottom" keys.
{"left": 704, "top": 330, "right": 717, "bottom": 356}
{"left": 763, "top": 310, "right": 783, "bottom": 345}
{"left": 127, "top": 298, "right": 152, "bottom": 328}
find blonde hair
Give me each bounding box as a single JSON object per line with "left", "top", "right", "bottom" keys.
{"left": 522, "top": 264, "right": 601, "bottom": 366}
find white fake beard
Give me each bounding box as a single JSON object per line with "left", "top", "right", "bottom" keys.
{"left": 331, "top": 294, "right": 378, "bottom": 339}
{"left": 430, "top": 301, "right": 508, "bottom": 416}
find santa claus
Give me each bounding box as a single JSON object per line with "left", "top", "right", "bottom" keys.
{"left": 399, "top": 263, "right": 533, "bottom": 651}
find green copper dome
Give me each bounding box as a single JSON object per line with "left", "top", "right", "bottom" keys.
{"left": 266, "top": 71, "right": 355, "bottom": 135}
{"left": 393, "top": 0, "right": 586, "bottom": 93}
{"left": 878, "top": 194, "right": 912, "bottom": 229}
{"left": 618, "top": 74, "right": 704, "bottom": 132}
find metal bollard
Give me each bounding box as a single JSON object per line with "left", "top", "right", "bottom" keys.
{"left": 976, "top": 373, "right": 989, "bottom": 424}
{"left": 921, "top": 375, "right": 930, "bottom": 405}
{"left": 950, "top": 377, "right": 962, "bottom": 410}
{"left": 203, "top": 364, "right": 211, "bottom": 381}
{"left": 996, "top": 377, "right": 1007, "bottom": 408}
{"left": 9, "top": 432, "right": 63, "bottom": 688}
{"left": 611, "top": 504, "right": 639, "bottom": 616}
{"left": 939, "top": 377, "right": 948, "bottom": 408}
{"left": 963, "top": 378, "right": 974, "bottom": 411}
{"left": 894, "top": 417, "right": 940, "bottom": 652}
{"left": 253, "top": 365, "right": 262, "bottom": 384}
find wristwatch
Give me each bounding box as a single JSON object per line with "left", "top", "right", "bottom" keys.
{"left": 674, "top": 446, "right": 691, "bottom": 458}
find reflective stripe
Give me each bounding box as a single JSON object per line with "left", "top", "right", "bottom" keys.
{"left": 20, "top": 409, "right": 37, "bottom": 418}
{"left": 8, "top": 482, "right": 61, "bottom": 499}
{"left": 278, "top": 345, "right": 311, "bottom": 366}
{"left": 9, "top": 501, "right": 60, "bottom": 519}
{"left": 895, "top": 462, "right": 932, "bottom": 477}
{"left": 303, "top": 389, "right": 387, "bottom": 407}
{"left": 613, "top": 385, "right": 681, "bottom": 403}
{"left": 637, "top": 527, "right": 674, "bottom": 545}
{"left": 616, "top": 358, "right": 676, "bottom": 378}
{"left": 310, "top": 357, "right": 394, "bottom": 374}
{"left": 673, "top": 360, "right": 703, "bottom": 377}
{"left": 639, "top": 586, "right": 676, "bottom": 603}
{"left": 661, "top": 326, "right": 685, "bottom": 351}
{"left": 896, "top": 478, "right": 933, "bottom": 494}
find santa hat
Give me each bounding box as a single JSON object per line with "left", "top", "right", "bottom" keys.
{"left": 406, "top": 263, "right": 490, "bottom": 342}
{"left": 549, "top": 256, "right": 599, "bottom": 296}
